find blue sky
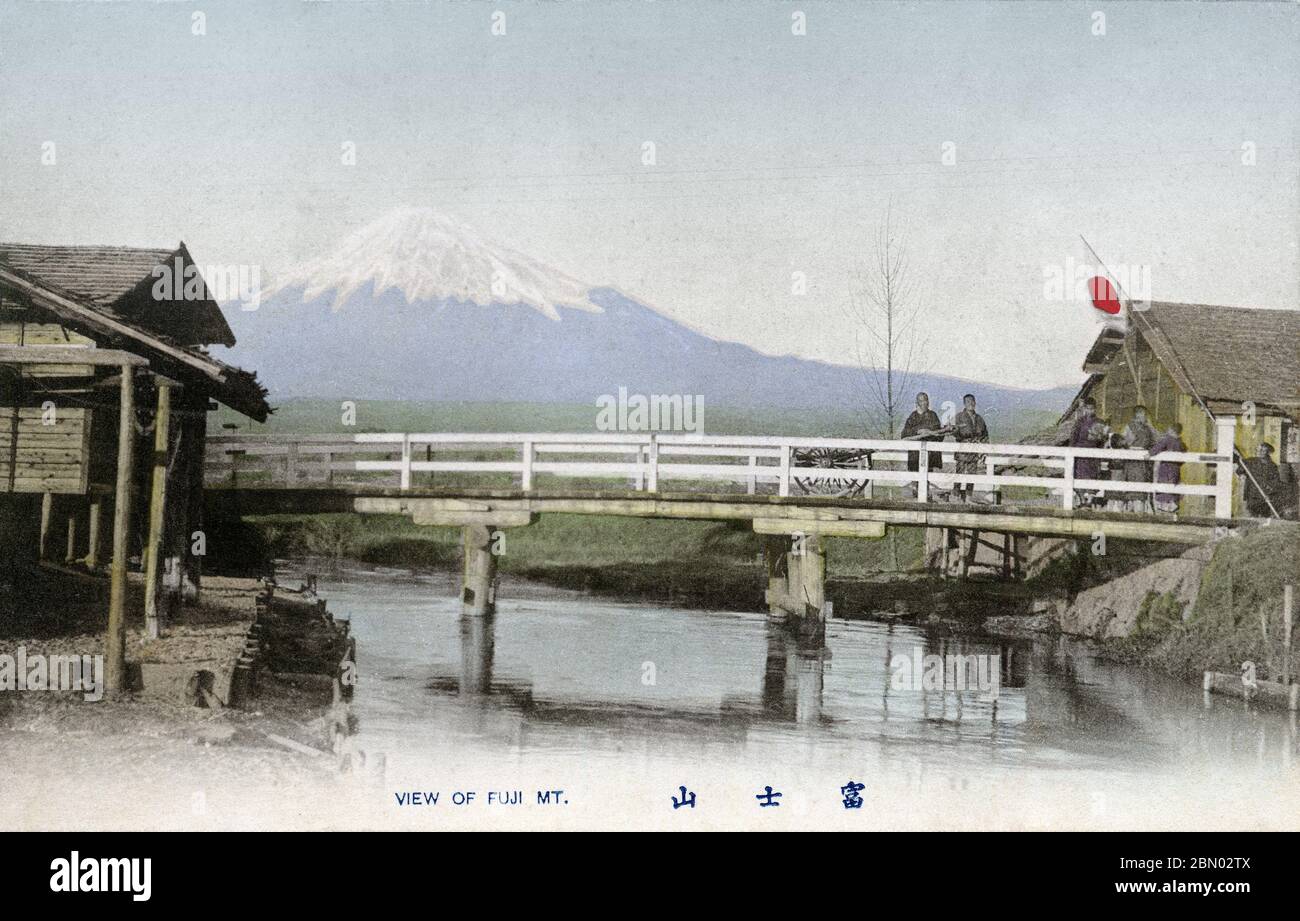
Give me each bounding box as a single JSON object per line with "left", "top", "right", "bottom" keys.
{"left": 1, "top": 0, "right": 1295, "bottom": 389}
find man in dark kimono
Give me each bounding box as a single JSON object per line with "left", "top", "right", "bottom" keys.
{"left": 1151, "top": 422, "right": 1185, "bottom": 514}
{"left": 1240, "top": 443, "right": 1284, "bottom": 518}
{"left": 901, "top": 392, "right": 944, "bottom": 498}
{"left": 1120, "top": 405, "right": 1159, "bottom": 512}
{"left": 952, "top": 393, "right": 989, "bottom": 501}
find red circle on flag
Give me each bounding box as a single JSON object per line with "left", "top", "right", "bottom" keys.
{"left": 1089, "top": 276, "right": 1122, "bottom": 315}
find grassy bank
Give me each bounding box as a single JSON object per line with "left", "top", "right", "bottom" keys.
{"left": 1114, "top": 523, "right": 1300, "bottom": 681}
{"left": 233, "top": 512, "right": 928, "bottom": 610}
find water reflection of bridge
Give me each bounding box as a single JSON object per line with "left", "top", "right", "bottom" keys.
{"left": 407, "top": 612, "right": 1297, "bottom": 771}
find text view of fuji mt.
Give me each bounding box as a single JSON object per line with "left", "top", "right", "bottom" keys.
{"left": 225, "top": 207, "right": 1070, "bottom": 415}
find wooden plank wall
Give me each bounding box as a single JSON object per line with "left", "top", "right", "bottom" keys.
{"left": 0, "top": 405, "right": 91, "bottom": 494}
{"left": 0, "top": 321, "right": 96, "bottom": 376}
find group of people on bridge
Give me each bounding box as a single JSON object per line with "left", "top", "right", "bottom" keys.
{"left": 1063, "top": 398, "right": 1183, "bottom": 513}
{"left": 1063, "top": 397, "right": 1295, "bottom": 519}
{"left": 898, "top": 391, "right": 989, "bottom": 502}
{"left": 893, "top": 391, "right": 1295, "bottom": 518}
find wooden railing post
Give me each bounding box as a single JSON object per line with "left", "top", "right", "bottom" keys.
{"left": 778, "top": 441, "right": 791, "bottom": 497}
{"left": 985, "top": 456, "right": 999, "bottom": 505}
{"left": 521, "top": 439, "right": 534, "bottom": 490}
{"left": 400, "top": 435, "right": 412, "bottom": 490}
{"left": 285, "top": 441, "right": 299, "bottom": 486}
{"left": 1214, "top": 416, "right": 1236, "bottom": 519}
{"left": 917, "top": 444, "right": 929, "bottom": 503}
{"left": 1062, "top": 449, "right": 1075, "bottom": 510}
{"left": 647, "top": 436, "right": 659, "bottom": 493}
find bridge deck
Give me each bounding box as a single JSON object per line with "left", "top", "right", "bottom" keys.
{"left": 206, "top": 483, "right": 1237, "bottom": 543}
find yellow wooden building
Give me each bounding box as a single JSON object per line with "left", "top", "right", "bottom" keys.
{"left": 1061, "top": 302, "right": 1299, "bottom": 515}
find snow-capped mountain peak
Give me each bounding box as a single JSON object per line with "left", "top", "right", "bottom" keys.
{"left": 264, "top": 206, "right": 597, "bottom": 319}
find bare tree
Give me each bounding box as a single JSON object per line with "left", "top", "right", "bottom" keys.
{"left": 844, "top": 205, "right": 930, "bottom": 571}
{"left": 844, "top": 205, "right": 928, "bottom": 438}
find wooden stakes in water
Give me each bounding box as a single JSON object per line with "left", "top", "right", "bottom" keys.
{"left": 1203, "top": 584, "right": 1299, "bottom": 711}
{"left": 1284, "top": 584, "right": 1294, "bottom": 688}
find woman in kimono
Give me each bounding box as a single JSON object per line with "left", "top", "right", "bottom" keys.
{"left": 1068, "top": 398, "right": 1106, "bottom": 505}
{"left": 1151, "top": 422, "right": 1185, "bottom": 514}
{"left": 1120, "top": 406, "right": 1159, "bottom": 512}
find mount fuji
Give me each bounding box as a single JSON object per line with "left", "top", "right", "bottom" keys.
{"left": 222, "top": 207, "right": 1072, "bottom": 418}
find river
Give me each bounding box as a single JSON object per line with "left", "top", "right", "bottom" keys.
{"left": 282, "top": 562, "right": 1300, "bottom": 830}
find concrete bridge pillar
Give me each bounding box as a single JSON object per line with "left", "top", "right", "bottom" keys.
{"left": 462, "top": 524, "right": 498, "bottom": 618}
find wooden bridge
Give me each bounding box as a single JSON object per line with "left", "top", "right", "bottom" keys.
{"left": 205, "top": 422, "right": 1243, "bottom": 624}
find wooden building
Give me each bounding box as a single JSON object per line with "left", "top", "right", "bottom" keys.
{"left": 0, "top": 243, "right": 269, "bottom": 691}
{"left": 1061, "top": 301, "right": 1299, "bottom": 514}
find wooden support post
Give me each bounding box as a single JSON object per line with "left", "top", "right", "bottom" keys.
{"left": 38, "top": 492, "right": 53, "bottom": 561}
{"left": 960, "top": 528, "right": 980, "bottom": 579}
{"left": 790, "top": 532, "right": 826, "bottom": 617}
{"left": 647, "top": 436, "right": 659, "bottom": 493}
{"left": 65, "top": 508, "right": 78, "bottom": 564}
{"left": 763, "top": 532, "right": 827, "bottom": 630}
{"left": 461, "top": 524, "right": 498, "bottom": 617}
{"left": 86, "top": 499, "right": 102, "bottom": 569}
{"left": 399, "top": 436, "right": 411, "bottom": 490}
{"left": 143, "top": 383, "right": 172, "bottom": 640}
{"left": 106, "top": 365, "right": 135, "bottom": 696}
{"left": 180, "top": 404, "right": 207, "bottom": 601}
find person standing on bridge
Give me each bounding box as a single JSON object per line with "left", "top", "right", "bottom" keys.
{"left": 1239, "top": 443, "right": 1285, "bottom": 518}
{"left": 952, "top": 394, "right": 989, "bottom": 502}
{"left": 1068, "top": 398, "right": 1106, "bottom": 506}
{"left": 1120, "top": 406, "right": 1160, "bottom": 513}
{"left": 901, "top": 392, "right": 945, "bottom": 498}
{"left": 1151, "top": 422, "right": 1185, "bottom": 514}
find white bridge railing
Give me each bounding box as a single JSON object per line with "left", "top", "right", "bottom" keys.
{"left": 206, "top": 418, "right": 1238, "bottom": 519}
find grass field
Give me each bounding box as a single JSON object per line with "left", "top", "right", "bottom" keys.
{"left": 216, "top": 398, "right": 1060, "bottom": 442}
